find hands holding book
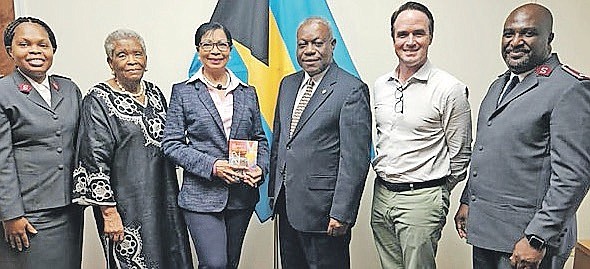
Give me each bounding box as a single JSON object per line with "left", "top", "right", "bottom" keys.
{"left": 213, "top": 160, "right": 263, "bottom": 188}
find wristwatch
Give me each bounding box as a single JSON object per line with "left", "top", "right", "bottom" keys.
{"left": 526, "top": 234, "right": 546, "bottom": 250}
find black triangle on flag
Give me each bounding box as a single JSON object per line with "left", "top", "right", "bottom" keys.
{"left": 210, "top": 0, "right": 269, "bottom": 65}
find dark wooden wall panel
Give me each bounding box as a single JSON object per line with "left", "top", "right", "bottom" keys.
{"left": 1, "top": 0, "right": 15, "bottom": 77}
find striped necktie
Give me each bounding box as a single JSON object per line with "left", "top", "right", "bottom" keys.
{"left": 290, "top": 79, "right": 315, "bottom": 138}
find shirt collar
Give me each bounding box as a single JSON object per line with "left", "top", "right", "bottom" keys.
{"left": 18, "top": 69, "right": 50, "bottom": 89}
{"left": 389, "top": 60, "right": 432, "bottom": 85}
{"left": 411, "top": 60, "right": 432, "bottom": 82}
{"left": 303, "top": 65, "right": 330, "bottom": 87}
{"left": 186, "top": 67, "right": 247, "bottom": 91}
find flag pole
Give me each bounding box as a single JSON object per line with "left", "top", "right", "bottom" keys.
{"left": 273, "top": 217, "right": 279, "bottom": 269}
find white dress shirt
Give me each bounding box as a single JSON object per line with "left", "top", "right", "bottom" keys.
{"left": 292, "top": 66, "right": 330, "bottom": 113}
{"left": 372, "top": 60, "right": 472, "bottom": 186}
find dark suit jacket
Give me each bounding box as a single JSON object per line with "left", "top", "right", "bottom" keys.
{"left": 269, "top": 63, "right": 372, "bottom": 232}
{"left": 0, "top": 71, "right": 81, "bottom": 220}
{"left": 461, "top": 54, "right": 590, "bottom": 254}
{"left": 162, "top": 79, "right": 269, "bottom": 212}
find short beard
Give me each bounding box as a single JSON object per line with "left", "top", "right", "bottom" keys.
{"left": 503, "top": 45, "right": 550, "bottom": 74}
{"left": 504, "top": 51, "right": 551, "bottom": 74}
{"left": 504, "top": 55, "right": 534, "bottom": 74}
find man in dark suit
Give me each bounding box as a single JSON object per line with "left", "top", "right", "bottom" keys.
{"left": 454, "top": 3, "right": 590, "bottom": 269}
{"left": 268, "top": 17, "right": 371, "bottom": 269}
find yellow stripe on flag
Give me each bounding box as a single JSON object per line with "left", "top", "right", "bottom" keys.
{"left": 233, "top": 10, "right": 295, "bottom": 130}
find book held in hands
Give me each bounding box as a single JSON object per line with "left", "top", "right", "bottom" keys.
{"left": 229, "top": 139, "right": 258, "bottom": 171}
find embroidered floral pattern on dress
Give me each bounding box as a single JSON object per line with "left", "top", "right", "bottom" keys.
{"left": 92, "top": 81, "right": 166, "bottom": 147}
{"left": 113, "top": 225, "right": 149, "bottom": 269}
{"left": 72, "top": 165, "right": 115, "bottom": 206}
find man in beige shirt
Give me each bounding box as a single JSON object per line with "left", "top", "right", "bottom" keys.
{"left": 371, "top": 2, "right": 472, "bottom": 268}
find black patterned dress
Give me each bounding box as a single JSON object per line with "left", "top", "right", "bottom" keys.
{"left": 73, "top": 81, "right": 193, "bottom": 269}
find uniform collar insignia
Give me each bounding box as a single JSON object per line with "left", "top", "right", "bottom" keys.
{"left": 18, "top": 83, "right": 32, "bottom": 94}
{"left": 535, "top": 65, "right": 552, "bottom": 77}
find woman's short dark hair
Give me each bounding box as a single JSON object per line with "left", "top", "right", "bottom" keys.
{"left": 3, "top": 17, "right": 57, "bottom": 54}
{"left": 194, "top": 22, "right": 233, "bottom": 50}
{"left": 390, "top": 1, "right": 434, "bottom": 39}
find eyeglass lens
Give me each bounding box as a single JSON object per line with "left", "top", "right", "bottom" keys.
{"left": 200, "top": 42, "right": 230, "bottom": 51}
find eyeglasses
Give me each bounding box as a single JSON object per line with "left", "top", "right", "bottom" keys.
{"left": 394, "top": 85, "right": 404, "bottom": 114}
{"left": 199, "top": 41, "right": 231, "bottom": 52}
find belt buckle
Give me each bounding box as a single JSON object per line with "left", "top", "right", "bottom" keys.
{"left": 409, "top": 183, "right": 414, "bottom": 191}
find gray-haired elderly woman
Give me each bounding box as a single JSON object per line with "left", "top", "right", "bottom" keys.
{"left": 73, "top": 29, "right": 193, "bottom": 268}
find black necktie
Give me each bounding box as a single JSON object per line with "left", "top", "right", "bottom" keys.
{"left": 499, "top": 76, "right": 519, "bottom": 103}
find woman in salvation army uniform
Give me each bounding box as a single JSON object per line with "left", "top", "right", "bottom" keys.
{"left": 0, "top": 17, "right": 84, "bottom": 269}
{"left": 72, "top": 29, "right": 193, "bottom": 268}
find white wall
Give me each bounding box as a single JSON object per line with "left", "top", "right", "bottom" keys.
{"left": 17, "top": 1, "right": 590, "bottom": 268}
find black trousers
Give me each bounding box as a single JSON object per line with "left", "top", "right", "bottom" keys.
{"left": 277, "top": 191, "right": 351, "bottom": 269}
{"left": 472, "top": 246, "right": 568, "bottom": 269}
{"left": 183, "top": 208, "right": 253, "bottom": 269}
{"left": 0, "top": 205, "right": 84, "bottom": 269}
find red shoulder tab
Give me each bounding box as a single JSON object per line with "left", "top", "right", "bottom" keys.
{"left": 561, "top": 64, "right": 590, "bottom": 80}
{"left": 52, "top": 80, "right": 60, "bottom": 91}
{"left": 535, "top": 65, "right": 553, "bottom": 76}
{"left": 49, "top": 77, "right": 60, "bottom": 91}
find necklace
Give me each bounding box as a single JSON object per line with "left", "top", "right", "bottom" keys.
{"left": 115, "top": 78, "right": 145, "bottom": 97}
{"left": 203, "top": 71, "right": 231, "bottom": 90}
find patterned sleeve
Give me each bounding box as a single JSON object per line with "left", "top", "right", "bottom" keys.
{"left": 72, "top": 90, "right": 117, "bottom": 206}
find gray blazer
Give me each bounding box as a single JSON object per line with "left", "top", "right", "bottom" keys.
{"left": 461, "top": 54, "right": 590, "bottom": 254}
{"left": 162, "top": 79, "right": 269, "bottom": 212}
{"left": 0, "top": 71, "right": 81, "bottom": 221}
{"left": 269, "top": 63, "right": 372, "bottom": 232}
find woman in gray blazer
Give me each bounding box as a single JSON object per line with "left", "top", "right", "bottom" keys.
{"left": 0, "top": 17, "right": 83, "bottom": 269}
{"left": 162, "top": 22, "right": 269, "bottom": 269}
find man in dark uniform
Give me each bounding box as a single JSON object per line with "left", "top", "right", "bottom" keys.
{"left": 455, "top": 3, "right": 590, "bottom": 269}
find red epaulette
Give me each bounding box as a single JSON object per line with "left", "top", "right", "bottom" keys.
{"left": 49, "top": 74, "right": 70, "bottom": 91}
{"left": 562, "top": 64, "right": 590, "bottom": 80}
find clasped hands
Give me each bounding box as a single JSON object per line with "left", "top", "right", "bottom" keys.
{"left": 213, "top": 160, "right": 262, "bottom": 188}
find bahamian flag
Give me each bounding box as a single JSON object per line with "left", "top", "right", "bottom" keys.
{"left": 188, "top": 0, "right": 360, "bottom": 222}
